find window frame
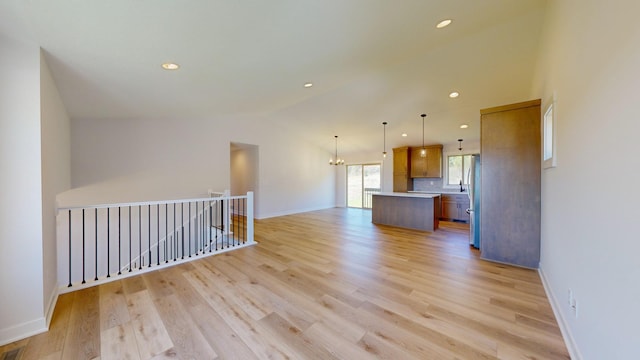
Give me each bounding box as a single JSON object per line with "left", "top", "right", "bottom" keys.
{"left": 543, "top": 98, "right": 557, "bottom": 169}
{"left": 446, "top": 153, "right": 473, "bottom": 187}
{"left": 346, "top": 162, "right": 382, "bottom": 209}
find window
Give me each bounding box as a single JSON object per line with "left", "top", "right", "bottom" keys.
{"left": 447, "top": 154, "right": 472, "bottom": 185}
{"left": 543, "top": 101, "right": 557, "bottom": 168}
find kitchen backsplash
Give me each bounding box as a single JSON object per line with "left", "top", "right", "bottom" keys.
{"left": 413, "top": 178, "right": 445, "bottom": 191}
{"left": 413, "top": 178, "right": 468, "bottom": 193}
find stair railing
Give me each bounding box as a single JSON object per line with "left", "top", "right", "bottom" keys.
{"left": 56, "top": 191, "right": 254, "bottom": 292}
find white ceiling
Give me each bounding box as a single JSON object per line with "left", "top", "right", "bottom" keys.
{"left": 1, "top": 0, "right": 547, "bottom": 154}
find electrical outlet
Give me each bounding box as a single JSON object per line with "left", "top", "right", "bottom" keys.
{"left": 568, "top": 289, "right": 578, "bottom": 318}
{"left": 571, "top": 298, "right": 578, "bottom": 318}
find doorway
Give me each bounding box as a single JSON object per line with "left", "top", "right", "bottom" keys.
{"left": 346, "top": 163, "right": 381, "bottom": 209}
{"left": 230, "top": 142, "right": 258, "bottom": 213}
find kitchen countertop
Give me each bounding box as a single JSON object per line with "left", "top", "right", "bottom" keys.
{"left": 375, "top": 192, "right": 440, "bottom": 198}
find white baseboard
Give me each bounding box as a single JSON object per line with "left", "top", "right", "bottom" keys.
{"left": 0, "top": 287, "right": 59, "bottom": 346}
{"left": 0, "top": 317, "right": 47, "bottom": 347}
{"left": 45, "top": 287, "right": 59, "bottom": 328}
{"left": 256, "top": 205, "right": 335, "bottom": 219}
{"left": 538, "top": 266, "right": 583, "bottom": 360}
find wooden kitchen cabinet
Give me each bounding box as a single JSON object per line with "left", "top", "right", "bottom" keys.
{"left": 480, "top": 99, "right": 541, "bottom": 268}
{"left": 410, "top": 145, "right": 442, "bottom": 178}
{"left": 392, "top": 147, "right": 413, "bottom": 192}
{"left": 441, "top": 194, "right": 470, "bottom": 222}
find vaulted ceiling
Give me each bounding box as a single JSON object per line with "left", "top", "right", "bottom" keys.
{"left": 1, "top": 0, "right": 547, "bottom": 154}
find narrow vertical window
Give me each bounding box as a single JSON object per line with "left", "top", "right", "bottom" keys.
{"left": 543, "top": 102, "right": 557, "bottom": 168}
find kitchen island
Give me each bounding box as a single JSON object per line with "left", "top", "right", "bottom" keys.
{"left": 372, "top": 192, "right": 440, "bottom": 231}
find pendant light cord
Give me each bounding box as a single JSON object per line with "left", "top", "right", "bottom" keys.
{"left": 421, "top": 114, "right": 426, "bottom": 149}
{"left": 382, "top": 122, "right": 387, "bottom": 157}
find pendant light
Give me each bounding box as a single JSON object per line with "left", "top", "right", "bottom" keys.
{"left": 420, "top": 114, "right": 427, "bottom": 157}
{"left": 382, "top": 122, "right": 388, "bottom": 158}
{"left": 458, "top": 138, "right": 463, "bottom": 151}
{"left": 329, "top": 135, "right": 344, "bottom": 165}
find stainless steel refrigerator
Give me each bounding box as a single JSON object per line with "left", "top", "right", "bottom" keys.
{"left": 467, "top": 154, "right": 481, "bottom": 248}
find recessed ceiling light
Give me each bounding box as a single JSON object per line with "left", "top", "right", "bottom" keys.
{"left": 436, "top": 19, "right": 452, "bottom": 29}
{"left": 449, "top": 91, "right": 459, "bottom": 98}
{"left": 460, "top": 124, "right": 469, "bottom": 129}
{"left": 402, "top": 133, "right": 408, "bottom": 137}
{"left": 161, "top": 63, "right": 179, "bottom": 70}
{"left": 304, "top": 82, "right": 313, "bottom": 88}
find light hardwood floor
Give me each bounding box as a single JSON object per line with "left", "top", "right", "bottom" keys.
{"left": 1, "top": 208, "right": 569, "bottom": 359}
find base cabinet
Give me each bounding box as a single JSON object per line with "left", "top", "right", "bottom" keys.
{"left": 372, "top": 194, "right": 440, "bottom": 231}
{"left": 441, "top": 194, "right": 470, "bottom": 222}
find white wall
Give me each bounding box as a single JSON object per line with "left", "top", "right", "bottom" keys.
{"left": 255, "top": 130, "right": 335, "bottom": 218}
{"left": 65, "top": 115, "right": 336, "bottom": 219}
{"left": 0, "top": 34, "right": 46, "bottom": 344}
{"left": 532, "top": 1, "right": 640, "bottom": 359}
{"left": 39, "top": 52, "right": 71, "bottom": 323}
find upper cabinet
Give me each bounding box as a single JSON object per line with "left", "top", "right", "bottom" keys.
{"left": 392, "top": 147, "right": 413, "bottom": 192}
{"left": 410, "top": 145, "right": 443, "bottom": 178}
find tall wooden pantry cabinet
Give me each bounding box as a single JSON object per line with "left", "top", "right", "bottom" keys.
{"left": 393, "top": 147, "right": 413, "bottom": 192}
{"left": 480, "top": 99, "right": 541, "bottom": 268}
